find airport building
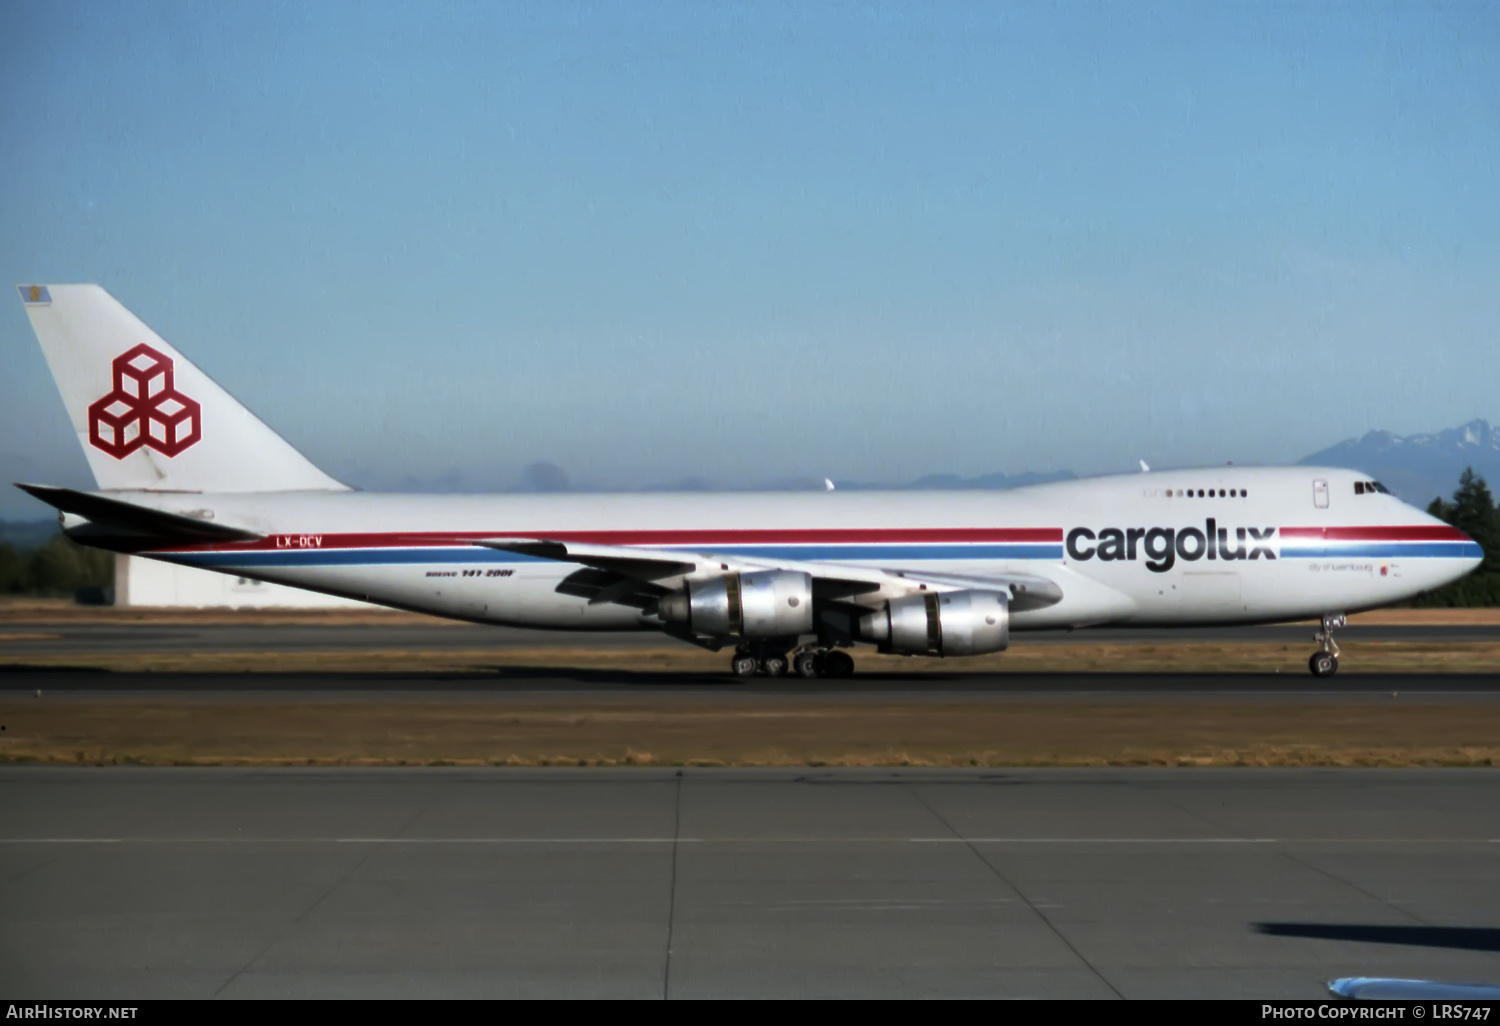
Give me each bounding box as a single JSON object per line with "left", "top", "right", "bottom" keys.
{"left": 114, "top": 554, "right": 373, "bottom": 609}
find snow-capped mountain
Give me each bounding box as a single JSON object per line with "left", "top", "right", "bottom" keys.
{"left": 1300, "top": 419, "right": 1500, "bottom": 507}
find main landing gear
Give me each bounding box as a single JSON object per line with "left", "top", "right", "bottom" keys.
{"left": 1308, "top": 613, "right": 1346, "bottom": 678}
{"left": 731, "top": 646, "right": 854, "bottom": 678}
{"left": 795, "top": 648, "right": 854, "bottom": 679}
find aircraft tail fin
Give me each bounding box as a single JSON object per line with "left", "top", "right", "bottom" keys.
{"left": 17, "top": 284, "right": 347, "bottom": 493}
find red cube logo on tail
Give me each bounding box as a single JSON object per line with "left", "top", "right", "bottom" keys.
{"left": 87, "top": 344, "right": 202, "bottom": 458}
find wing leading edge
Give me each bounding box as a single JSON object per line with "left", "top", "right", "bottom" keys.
{"left": 471, "top": 537, "right": 1064, "bottom": 611}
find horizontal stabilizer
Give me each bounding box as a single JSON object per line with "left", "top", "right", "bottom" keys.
{"left": 16, "top": 484, "right": 262, "bottom": 543}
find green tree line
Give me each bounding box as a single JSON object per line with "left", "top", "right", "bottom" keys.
{"left": 1413, "top": 467, "right": 1500, "bottom": 606}
{"left": 0, "top": 534, "right": 114, "bottom": 595}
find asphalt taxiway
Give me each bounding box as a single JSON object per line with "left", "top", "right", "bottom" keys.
{"left": 2, "top": 620, "right": 1498, "bottom": 658}
{"left": 3, "top": 767, "right": 1498, "bottom": 998}
{"left": 4, "top": 667, "right": 1500, "bottom": 698}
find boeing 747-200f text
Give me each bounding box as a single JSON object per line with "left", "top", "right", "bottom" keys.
{"left": 16, "top": 284, "right": 1482, "bottom": 677}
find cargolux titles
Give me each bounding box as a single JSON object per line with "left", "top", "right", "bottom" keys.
{"left": 1066, "top": 520, "right": 1276, "bottom": 573}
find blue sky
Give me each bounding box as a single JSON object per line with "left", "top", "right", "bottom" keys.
{"left": 2, "top": 1, "right": 1497, "bottom": 516}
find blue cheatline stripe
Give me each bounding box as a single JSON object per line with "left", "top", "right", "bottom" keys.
{"left": 1280, "top": 542, "right": 1483, "bottom": 559}
{"left": 158, "top": 543, "right": 1067, "bottom": 569}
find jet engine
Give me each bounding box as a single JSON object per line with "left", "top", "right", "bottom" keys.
{"left": 858, "top": 590, "right": 1009, "bottom": 656}
{"left": 656, "top": 570, "right": 814, "bottom": 637}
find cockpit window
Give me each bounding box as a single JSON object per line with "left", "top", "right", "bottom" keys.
{"left": 1355, "top": 482, "right": 1365, "bottom": 495}
{"left": 1372, "top": 481, "right": 1389, "bottom": 494}
{"left": 1355, "top": 480, "right": 1390, "bottom": 496}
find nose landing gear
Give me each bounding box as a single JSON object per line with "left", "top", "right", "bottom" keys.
{"left": 1308, "top": 613, "right": 1346, "bottom": 677}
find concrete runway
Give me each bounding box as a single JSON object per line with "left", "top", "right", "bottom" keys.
{"left": 3, "top": 767, "right": 1498, "bottom": 998}
{"left": 2, "top": 620, "right": 1498, "bottom": 658}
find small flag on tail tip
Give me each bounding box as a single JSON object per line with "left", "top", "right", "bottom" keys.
{"left": 18, "top": 284, "right": 51, "bottom": 305}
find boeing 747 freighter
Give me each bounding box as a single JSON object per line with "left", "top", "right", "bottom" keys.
{"left": 15, "top": 284, "right": 1482, "bottom": 677}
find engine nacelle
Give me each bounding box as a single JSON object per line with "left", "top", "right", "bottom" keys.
{"left": 858, "top": 590, "right": 1009, "bottom": 656}
{"left": 656, "top": 570, "right": 814, "bottom": 638}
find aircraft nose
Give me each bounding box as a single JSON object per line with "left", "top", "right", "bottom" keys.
{"left": 1434, "top": 518, "right": 1485, "bottom": 570}
{"left": 1417, "top": 508, "right": 1484, "bottom": 573}
{"left": 1457, "top": 528, "right": 1485, "bottom": 569}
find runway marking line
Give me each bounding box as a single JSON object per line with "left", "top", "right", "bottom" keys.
{"left": 1, "top": 836, "right": 1496, "bottom": 845}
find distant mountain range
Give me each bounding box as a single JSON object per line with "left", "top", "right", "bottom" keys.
{"left": 1300, "top": 419, "right": 1500, "bottom": 507}
{"left": 869, "top": 470, "right": 1078, "bottom": 491}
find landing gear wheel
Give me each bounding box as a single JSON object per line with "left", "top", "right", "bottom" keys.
{"left": 760, "top": 655, "right": 789, "bottom": 678}
{"left": 756, "top": 657, "right": 792, "bottom": 681}
{"left": 793, "top": 651, "right": 822, "bottom": 679}
{"left": 1308, "top": 651, "right": 1338, "bottom": 678}
{"left": 822, "top": 650, "right": 855, "bottom": 678}
{"left": 1308, "top": 612, "right": 1346, "bottom": 678}
{"left": 730, "top": 654, "right": 759, "bottom": 677}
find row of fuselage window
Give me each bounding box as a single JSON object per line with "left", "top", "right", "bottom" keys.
{"left": 1171, "top": 488, "right": 1246, "bottom": 499}
{"left": 1164, "top": 482, "right": 1385, "bottom": 500}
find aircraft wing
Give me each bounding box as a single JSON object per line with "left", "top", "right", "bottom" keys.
{"left": 472, "top": 537, "right": 1063, "bottom": 610}
{"left": 474, "top": 538, "right": 697, "bottom": 580}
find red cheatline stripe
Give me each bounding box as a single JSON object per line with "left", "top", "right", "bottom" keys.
{"left": 493, "top": 528, "right": 1063, "bottom": 545}
{"left": 155, "top": 527, "right": 1066, "bottom": 554}
{"left": 1279, "top": 526, "right": 1471, "bottom": 541}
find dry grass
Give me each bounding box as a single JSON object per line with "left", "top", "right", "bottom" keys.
{"left": 6, "top": 598, "right": 1495, "bottom": 769}
{"left": 1, "top": 697, "right": 1496, "bottom": 768}
{"left": 5, "top": 639, "right": 1499, "bottom": 675}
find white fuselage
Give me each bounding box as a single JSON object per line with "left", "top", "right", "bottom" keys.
{"left": 104, "top": 465, "right": 1478, "bottom": 636}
